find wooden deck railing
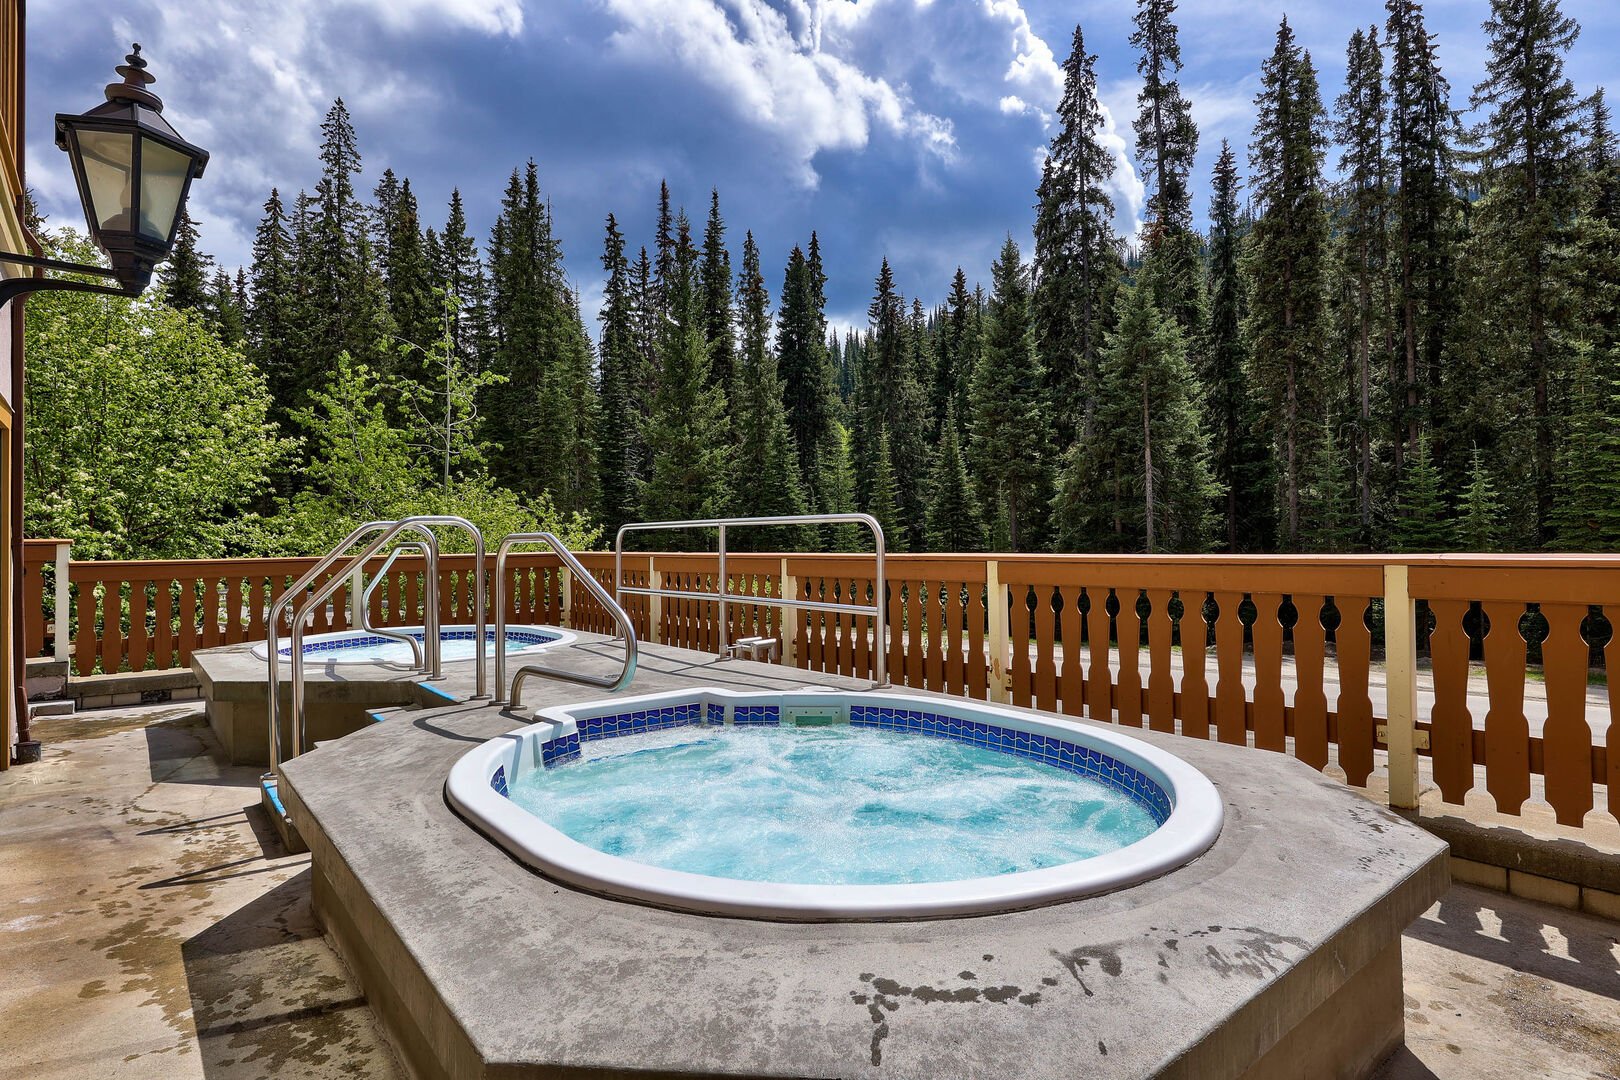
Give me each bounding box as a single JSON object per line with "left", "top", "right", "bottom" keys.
{"left": 22, "top": 546, "right": 1616, "bottom": 830}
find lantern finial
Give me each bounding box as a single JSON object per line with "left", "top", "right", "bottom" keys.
{"left": 107, "top": 42, "right": 163, "bottom": 110}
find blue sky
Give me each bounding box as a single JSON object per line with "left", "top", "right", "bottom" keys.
{"left": 22, "top": 1, "right": 1620, "bottom": 332}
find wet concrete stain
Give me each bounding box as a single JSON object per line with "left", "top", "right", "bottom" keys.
{"left": 852, "top": 969, "right": 1042, "bottom": 1066}
{"left": 1050, "top": 945, "right": 1123, "bottom": 998}
{"left": 1180, "top": 925, "right": 1308, "bottom": 981}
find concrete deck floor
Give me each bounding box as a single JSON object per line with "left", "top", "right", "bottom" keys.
{"left": 1, "top": 703, "right": 1616, "bottom": 1080}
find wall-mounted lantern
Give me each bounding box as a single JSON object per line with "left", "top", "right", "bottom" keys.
{"left": 0, "top": 44, "right": 209, "bottom": 306}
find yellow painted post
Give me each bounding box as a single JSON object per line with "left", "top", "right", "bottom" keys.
{"left": 780, "top": 558, "right": 798, "bottom": 667}
{"left": 1383, "top": 562, "right": 1419, "bottom": 810}
{"left": 987, "top": 558, "right": 1010, "bottom": 703}
{"left": 559, "top": 566, "right": 573, "bottom": 629}
{"left": 646, "top": 556, "right": 662, "bottom": 645}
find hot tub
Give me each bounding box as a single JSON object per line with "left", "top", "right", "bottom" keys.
{"left": 447, "top": 689, "right": 1222, "bottom": 920}
{"left": 251, "top": 624, "right": 572, "bottom": 665}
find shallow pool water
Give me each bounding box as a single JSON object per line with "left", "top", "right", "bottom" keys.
{"left": 506, "top": 725, "right": 1161, "bottom": 885}
{"left": 283, "top": 628, "right": 557, "bottom": 663}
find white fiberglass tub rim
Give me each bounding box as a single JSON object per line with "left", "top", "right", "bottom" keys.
{"left": 446, "top": 687, "right": 1225, "bottom": 920}
{"left": 249, "top": 623, "right": 575, "bottom": 663}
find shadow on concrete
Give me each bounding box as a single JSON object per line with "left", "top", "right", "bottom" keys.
{"left": 181, "top": 869, "right": 391, "bottom": 1078}
{"left": 1371, "top": 1045, "right": 1444, "bottom": 1079}
{"left": 1404, "top": 884, "right": 1620, "bottom": 1001}
{"left": 143, "top": 713, "right": 258, "bottom": 789}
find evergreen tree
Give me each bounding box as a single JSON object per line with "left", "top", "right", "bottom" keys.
{"left": 924, "top": 403, "right": 985, "bottom": 551}
{"left": 1245, "top": 18, "right": 1331, "bottom": 549}
{"left": 1057, "top": 283, "right": 1212, "bottom": 552}
{"left": 1131, "top": 0, "right": 1204, "bottom": 340}
{"left": 371, "top": 168, "right": 401, "bottom": 271}
{"left": 208, "top": 267, "right": 245, "bottom": 345}
{"left": 247, "top": 188, "right": 302, "bottom": 430}
{"left": 1386, "top": 0, "right": 1461, "bottom": 486}
{"left": 858, "top": 259, "right": 928, "bottom": 547}
{"left": 1455, "top": 447, "right": 1505, "bottom": 551}
{"left": 384, "top": 178, "right": 437, "bottom": 358}
{"left": 867, "top": 428, "right": 904, "bottom": 551}
{"left": 1203, "top": 142, "right": 1272, "bottom": 550}
{"left": 307, "top": 99, "right": 394, "bottom": 374}
{"left": 969, "top": 237, "right": 1051, "bottom": 551}
{"left": 1034, "top": 25, "right": 1122, "bottom": 444}
{"left": 732, "top": 230, "right": 811, "bottom": 548}
{"left": 160, "top": 209, "right": 212, "bottom": 314}
{"left": 1391, "top": 435, "right": 1451, "bottom": 551}
{"left": 1548, "top": 342, "right": 1620, "bottom": 550}
{"left": 698, "top": 189, "right": 736, "bottom": 396}
{"left": 1298, "top": 416, "right": 1360, "bottom": 553}
{"left": 934, "top": 268, "right": 977, "bottom": 440}
{"left": 597, "top": 214, "right": 640, "bottom": 533}
{"left": 433, "top": 189, "right": 494, "bottom": 370}
{"left": 1466, "top": 0, "right": 1585, "bottom": 543}
{"left": 641, "top": 213, "right": 730, "bottom": 536}
{"left": 777, "top": 243, "right": 838, "bottom": 513}
{"left": 1333, "top": 25, "right": 1389, "bottom": 544}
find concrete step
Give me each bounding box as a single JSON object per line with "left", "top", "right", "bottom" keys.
{"left": 25, "top": 657, "right": 70, "bottom": 702}
{"left": 27, "top": 699, "right": 75, "bottom": 720}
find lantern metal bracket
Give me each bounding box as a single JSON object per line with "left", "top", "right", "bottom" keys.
{"left": 0, "top": 251, "right": 138, "bottom": 308}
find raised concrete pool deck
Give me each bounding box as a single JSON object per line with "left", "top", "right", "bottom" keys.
{"left": 278, "top": 638, "right": 1449, "bottom": 1079}
{"left": 4, "top": 696, "right": 1617, "bottom": 1079}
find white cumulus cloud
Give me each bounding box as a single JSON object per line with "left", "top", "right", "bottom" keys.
{"left": 600, "top": 0, "right": 955, "bottom": 188}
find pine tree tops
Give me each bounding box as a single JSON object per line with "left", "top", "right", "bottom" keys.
{"left": 926, "top": 404, "right": 985, "bottom": 552}
{"left": 161, "top": 208, "right": 213, "bottom": 314}
{"left": 699, "top": 189, "right": 737, "bottom": 396}
{"left": 1391, "top": 436, "right": 1452, "bottom": 552}
{"left": 970, "top": 237, "right": 1050, "bottom": 552}
{"left": 1246, "top": 17, "right": 1331, "bottom": 549}
{"left": 1131, "top": 0, "right": 1198, "bottom": 239}
{"left": 1035, "top": 23, "right": 1122, "bottom": 445}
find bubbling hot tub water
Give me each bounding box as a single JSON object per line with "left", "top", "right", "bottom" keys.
{"left": 448, "top": 689, "right": 1223, "bottom": 920}
{"left": 508, "top": 725, "right": 1160, "bottom": 885}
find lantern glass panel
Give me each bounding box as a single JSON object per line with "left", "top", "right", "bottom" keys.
{"left": 138, "top": 137, "right": 193, "bottom": 243}
{"left": 76, "top": 129, "right": 135, "bottom": 234}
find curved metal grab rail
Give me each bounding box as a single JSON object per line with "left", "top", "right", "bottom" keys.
{"left": 495, "top": 533, "right": 638, "bottom": 707}
{"left": 358, "top": 543, "right": 427, "bottom": 670}
{"left": 396, "top": 515, "right": 488, "bottom": 700}
{"left": 265, "top": 520, "right": 395, "bottom": 779}
{"left": 613, "top": 513, "right": 888, "bottom": 689}
{"left": 290, "top": 522, "right": 445, "bottom": 761}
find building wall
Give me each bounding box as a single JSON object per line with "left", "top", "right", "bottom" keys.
{"left": 1, "top": 0, "right": 25, "bottom": 765}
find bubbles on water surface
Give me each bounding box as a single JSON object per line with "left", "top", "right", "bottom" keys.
{"left": 507, "top": 725, "right": 1159, "bottom": 886}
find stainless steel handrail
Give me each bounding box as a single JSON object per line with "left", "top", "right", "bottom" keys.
{"left": 398, "top": 515, "right": 488, "bottom": 700}
{"left": 613, "top": 513, "right": 888, "bottom": 689}
{"left": 358, "top": 543, "right": 427, "bottom": 670}
{"left": 495, "top": 533, "right": 638, "bottom": 707}
{"left": 289, "top": 522, "right": 446, "bottom": 760}
{"left": 265, "top": 520, "right": 395, "bottom": 780}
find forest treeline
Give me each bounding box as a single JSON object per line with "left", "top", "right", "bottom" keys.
{"left": 25, "top": 0, "right": 1620, "bottom": 559}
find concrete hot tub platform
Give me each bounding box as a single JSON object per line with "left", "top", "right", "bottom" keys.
{"left": 277, "top": 642, "right": 1449, "bottom": 1079}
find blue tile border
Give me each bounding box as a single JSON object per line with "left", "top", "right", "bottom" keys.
{"left": 490, "top": 764, "right": 509, "bottom": 797}
{"left": 278, "top": 627, "right": 561, "bottom": 659}
{"left": 849, "top": 704, "right": 1172, "bottom": 824}
{"left": 524, "top": 696, "right": 1173, "bottom": 826}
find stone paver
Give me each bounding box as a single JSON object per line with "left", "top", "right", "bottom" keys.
{"left": 0, "top": 702, "right": 1615, "bottom": 1078}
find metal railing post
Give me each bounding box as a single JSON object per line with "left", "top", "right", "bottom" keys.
{"left": 717, "top": 524, "right": 729, "bottom": 659}
{"left": 1383, "top": 562, "right": 1420, "bottom": 810}
{"left": 613, "top": 514, "right": 888, "bottom": 689}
